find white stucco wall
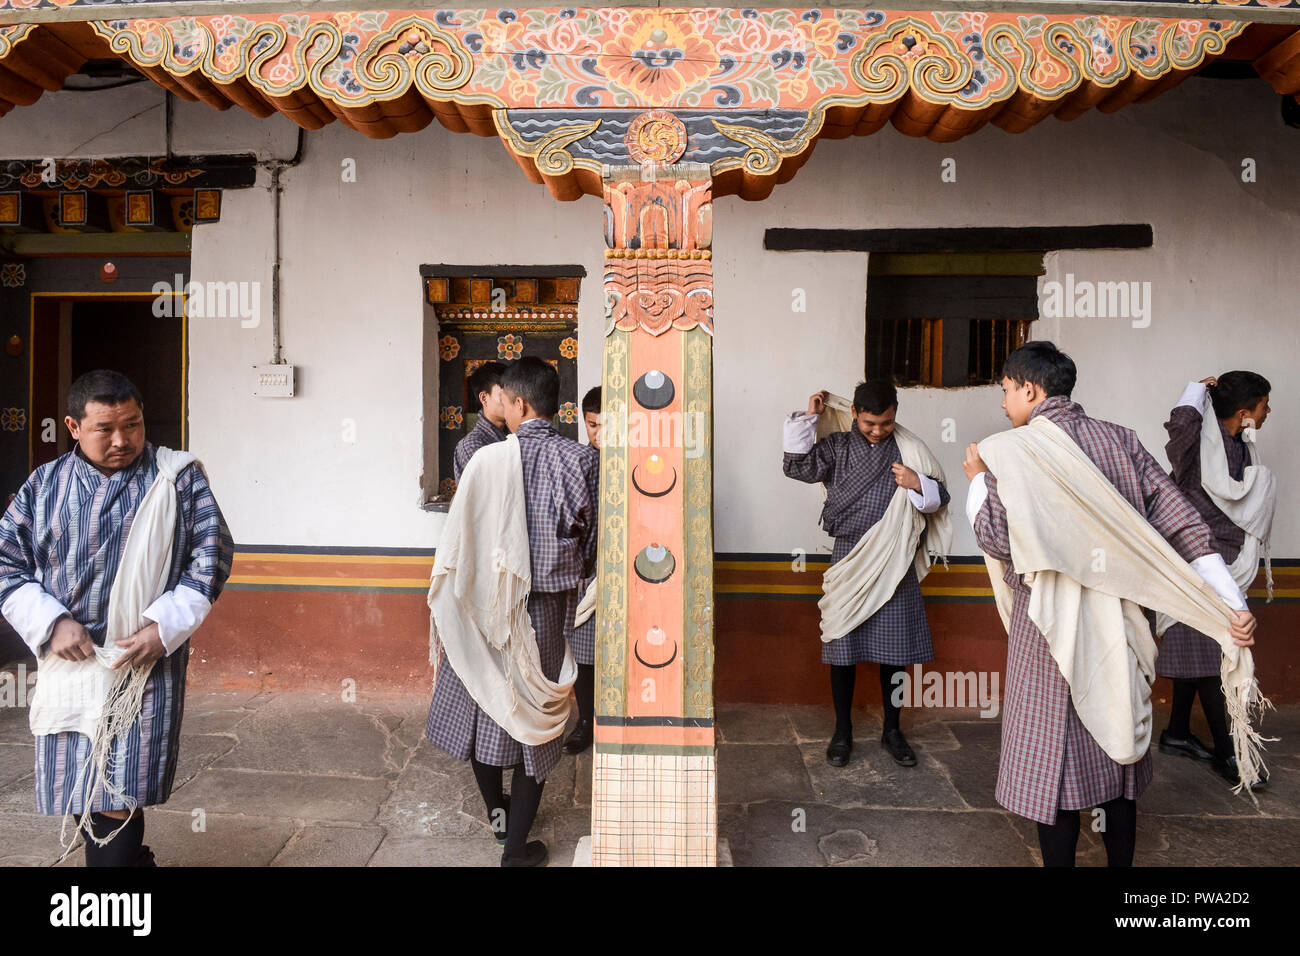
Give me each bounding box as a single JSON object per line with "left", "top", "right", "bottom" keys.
{"left": 714, "top": 78, "right": 1300, "bottom": 557}
{"left": 7, "top": 76, "right": 1298, "bottom": 555}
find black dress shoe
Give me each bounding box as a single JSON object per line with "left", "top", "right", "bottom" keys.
{"left": 1213, "top": 756, "right": 1270, "bottom": 791}
{"left": 1211, "top": 755, "right": 1241, "bottom": 786}
{"left": 501, "top": 840, "right": 549, "bottom": 867}
{"left": 1158, "top": 730, "right": 1214, "bottom": 761}
{"left": 562, "top": 719, "right": 593, "bottom": 755}
{"left": 880, "top": 728, "right": 917, "bottom": 767}
{"left": 825, "top": 732, "right": 852, "bottom": 767}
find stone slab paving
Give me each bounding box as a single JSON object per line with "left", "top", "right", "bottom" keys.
{"left": 0, "top": 678, "right": 1294, "bottom": 866}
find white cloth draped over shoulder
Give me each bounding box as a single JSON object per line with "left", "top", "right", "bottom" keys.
{"left": 574, "top": 577, "right": 597, "bottom": 628}
{"left": 978, "top": 416, "right": 1270, "bottom": 791}
{"left": 1156, "top": 391, "right": 1275, "bottom": 638}
{"left": 814, "top": 395, "right": 952, "bottom": 644}
{"left": 427, "top": 435, "right": 575, "bottom": 747}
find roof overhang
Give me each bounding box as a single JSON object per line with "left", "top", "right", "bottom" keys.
{"left": 2, "top": 7, "right": 1298, "bottom": 200}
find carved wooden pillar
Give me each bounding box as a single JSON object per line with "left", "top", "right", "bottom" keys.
{"left": 591, "top": 139, "right": 716, "bottom": 865}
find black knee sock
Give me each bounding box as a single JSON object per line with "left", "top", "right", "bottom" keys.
{"left": 879, "top": 664, "right": 905, "bottom": 733}
{"left": 1098, "top": 797, "right": 1137, "bottom": 867}
{"left": 829, "top": 665, "right": 856, "bottom": 737}
{"left": 1036, "top": 810, "right": 1081, "bottom": 867}
{"left": 470, "top": 758, "right": 507, "bottom": 838}
{"left": 1166, "top": 679, "right": 1196, "bottom": 738}
{"left": 82, "top": 812, "right": 144, "bottom": 868}
{"left": 503, "top": 767, "right": 544, "bottom": 858}
{"left": 1197, "top": 677, "right": 1233, "bottom": 760}
{"left": 575, "top": 664, "right": 595, "bottom": 724}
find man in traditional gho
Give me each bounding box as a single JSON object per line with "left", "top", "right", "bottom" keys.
{"left": 783, "top": 379, "right": 952, "bottom": 769}
{"left": 426, "top": 357, "right": 599, "bottom": 867}
{"left": 0, "top": 370, "right": 233, "bottom": 867}
{"left": 963, "top": 341, "right": 1264, "bottom": 867}
{"left": 563, "top": 385, "right": 602, "bottom": 756}
{"left": 1156, "top": 371, "right": 1274, "bottom": 788}
{"left": 453, "top": 360, "right": 510, "bottom": 482}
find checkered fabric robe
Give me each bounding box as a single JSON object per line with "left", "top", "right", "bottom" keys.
{"left": 0, "top": 444, "right": 233, "bottom": 815}
{"left": 453, "top": 415, "right": 509, "bottom": 481}
{"left": 1157, "top": 403, "right": 1250, "bottom": 679}
{"left": 784, "top": 428, "right": 949, "bottom": 666}
{"left": 426, "top": 418, "right": 599, "bottom": 780}
{"left": 974, "top": 396, "right": 1215, "bottom": 824}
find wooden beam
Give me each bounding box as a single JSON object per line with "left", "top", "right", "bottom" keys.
{"left": 3, "top": 0, "right": 1300, "bottom": 29}
{"left": 766, "top": 225, "right": 1154, "bottom": 254}
{"left": 0, "top": 231, "right": 190, "bottom": 255}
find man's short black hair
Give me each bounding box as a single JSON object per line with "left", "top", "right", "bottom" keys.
{"left": 500, "top": 357, "right": 559, "bottom": 418}
{"left": 1000, "top": 340, "right": 1077, "bottom": 398}
{"left": 582, "top": 386, "right": 602, "bottom": 416}
{"left": 67, "top": 369, "right": 143, "bottom": 421}
{"left": 1210, "top": 371, "right": 1271, "bottom": 420}
{"left": 852, "top": 379, "right": 898, "bottom": 415}
{"left": 467, "top": 361, "right": 506, "bottom": 412}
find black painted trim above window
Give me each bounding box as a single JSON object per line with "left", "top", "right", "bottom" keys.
{"left": 764, "top": 225, "right": 1154, "bottom": 254}
{"left": 419, "top": 264, "right": 589, "bottom": 278}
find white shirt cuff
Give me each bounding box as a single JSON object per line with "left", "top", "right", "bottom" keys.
{"left": 1190, "top": 554, "right": 1247, "bottom": 611}
{"left": 1176, "top": 381, "right": 1208, "bottom": 411}
{"left": 907, "top": 473, "right": 942, "bottom": 514}
{"left": 965, "top": 471, "right": 989, "bottom": 527}
{"left": 0, "top": 582, "right": 70, "bottom": 657}
{"left": 783, "top": 411, "right": 818, "bottom": 455}
{"left": 143, "top": 584, "right": 214, "bottom": 655}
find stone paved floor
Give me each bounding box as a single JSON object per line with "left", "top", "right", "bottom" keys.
{"left": 0, "top": 679, "right": 1296, "bottom": 866}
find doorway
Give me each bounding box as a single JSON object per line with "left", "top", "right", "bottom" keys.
{"left": 30, "top": 293, "right": 185, "bottom": 470}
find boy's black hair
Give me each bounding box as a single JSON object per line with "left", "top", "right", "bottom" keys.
{"left": 1000, "top": 340, "right": 1077, "bottom": 398}
{"left": 467, "top": 361, "right": 507, "bottom": 412}
{"left": 582, "top": 386, "right": 602, "bottom": 416}
{"left": 1209, "top": 371, "right": 1271, "bottom": 420}
{"left": 67, "top": 370, "right": 144, "bottom": 421}
{"left": 500, "top": 357, "right": 560, "bottom": 418}
{"left": 852, "top": 379, "right": 898, "bottom": 415}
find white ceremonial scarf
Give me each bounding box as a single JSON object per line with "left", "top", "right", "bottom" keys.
{"left": 979, "top": 416, "right": 1270, "bottom": 791}
{"left": 817, "top": 397, "right": 952, "bottom": 643}
{"left": 574, "top": 577, "right": 597, "bottom": 628}
{"left": 427, "top": 435, "right": 575, "bottom": 746}
{"left": 1155, "top": 400, "right": 1276, "bottom": 636}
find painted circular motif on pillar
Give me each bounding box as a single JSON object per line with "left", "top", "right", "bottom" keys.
{"left": 634, "top": 543, "right": 676, "bottom": 583}
{"left": 627, "top": 110, "right": 687, "bottom": 166}
{"left": 633, "top": 369, "right": 675, "bottom": 409}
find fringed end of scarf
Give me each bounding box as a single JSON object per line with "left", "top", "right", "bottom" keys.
{"left": 1223, "top": 672, "right": 1277, "bottom": 803}
{"left": 428, "top": 613, "right": 442, "bottom": 672}
{"left": 56, "top": 663, "right": 150, "bottom": 856}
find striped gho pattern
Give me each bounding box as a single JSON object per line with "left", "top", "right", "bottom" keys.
{"left": 0, "top": 443, "right": 234, "bottom": 814}
{"left": 591, "top": 162, "right": 717, "bottom": 866}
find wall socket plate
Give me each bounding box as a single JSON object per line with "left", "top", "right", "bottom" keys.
{"left": 253, "top": 364, "right": 295, "bottom": 397}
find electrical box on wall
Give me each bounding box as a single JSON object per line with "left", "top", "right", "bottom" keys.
{"left": 253, "top": 364, "right": 295, "bottom": 397}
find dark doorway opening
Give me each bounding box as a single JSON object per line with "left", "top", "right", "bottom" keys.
{"left": 31, "top": 295, "right": 184, "bottom": 470}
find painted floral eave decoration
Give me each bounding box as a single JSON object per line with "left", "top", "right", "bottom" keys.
{"left": 66, "top": 8, "right": 1247, "bottom": 113}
